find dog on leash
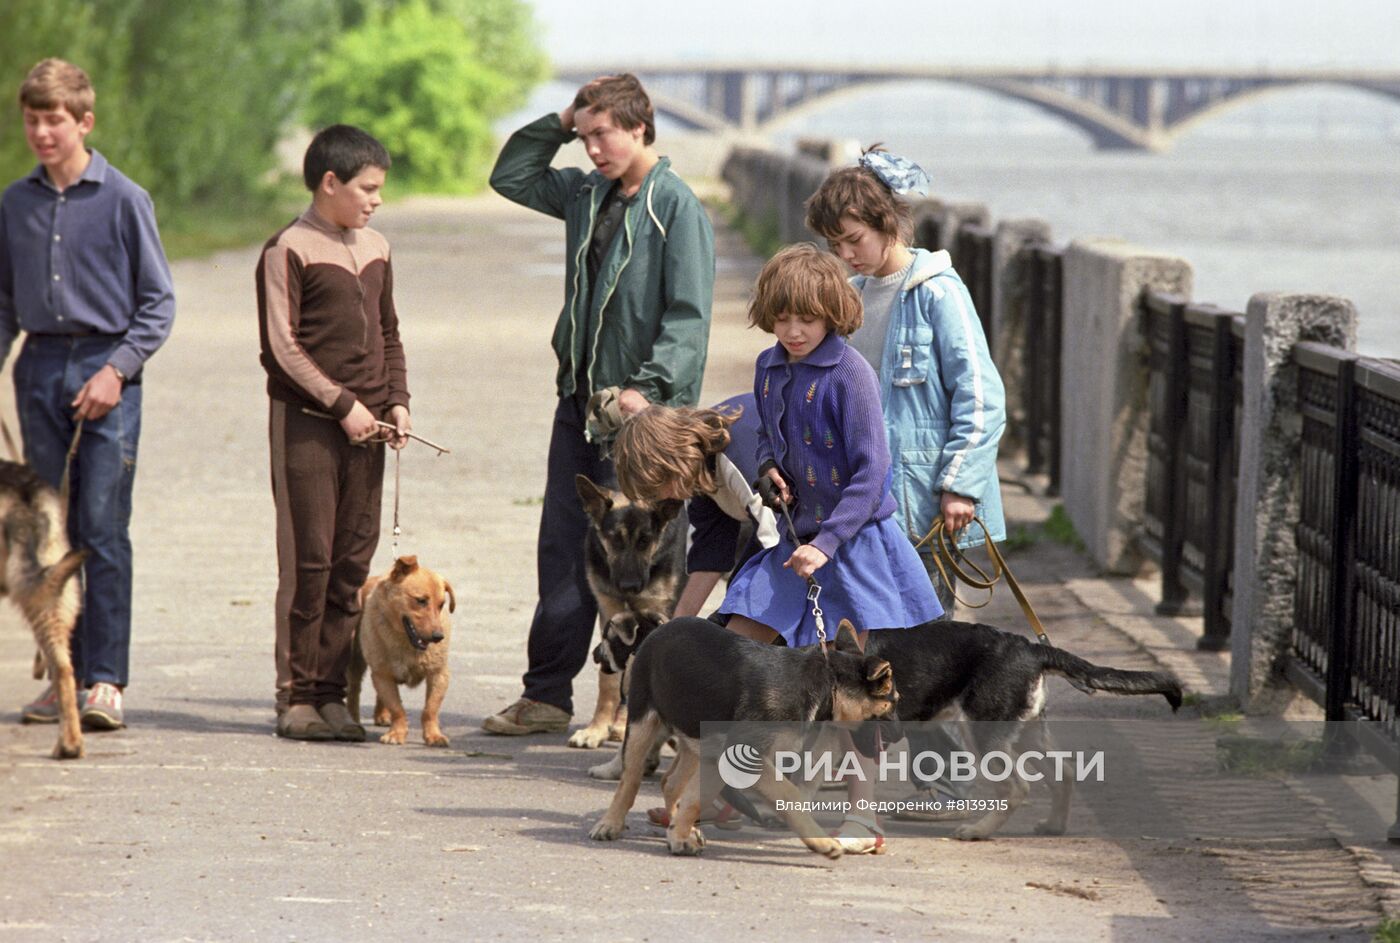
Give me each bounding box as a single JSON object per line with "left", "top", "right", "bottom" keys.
{"left": 3, "top": 461, "right": 88, "bottom": 759}
{"left": 864, "top": 619, "right": 1183, "bottom": 840}
{"left": 569, "top": 475, "right": 684, "bottom": 750}
{"left": 589, "top": 616, "right": 899, "bottom": 858}
{"left": 347, "top": 556, "right": 455, "bottom": 746}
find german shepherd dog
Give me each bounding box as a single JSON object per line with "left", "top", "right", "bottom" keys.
{"left": 590, "top": 616, "right": 899, "bottom": 859}
{"left": 570, "top": 475, "right": 684, "bottom": 750}
{"left": 864, "top": 620, "right": 1182, "bottom": 840}
{"left": 3, "top": 461, "right": 88, "bottom": 759}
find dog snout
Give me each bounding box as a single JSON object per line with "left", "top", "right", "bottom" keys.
{"left": 615, "top": 575, "right": 646, "bottom": 595}
{"left": 428, "top": 631, "right": 445, "bottom": 644}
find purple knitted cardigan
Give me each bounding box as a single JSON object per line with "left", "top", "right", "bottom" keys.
{"left": 752, "top": 332, "right": 897, "bottom": 559}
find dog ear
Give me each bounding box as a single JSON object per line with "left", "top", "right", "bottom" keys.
{"left": 575, "top": 474, "right": 613, "bottom": 523}
{"left": 652, "top": 498, "right": 683, "bottom": 527}
{"left": 833, "top": 618, "right": 862, "bottom": 653}
{"left": 443, "top": 580, "right": 456, "bottom": 613}
{"left": 391, "top": 556, "right": 418, "bottom": 582}
{"left": 864, "top": 658, "right": 894, "bottom": 697}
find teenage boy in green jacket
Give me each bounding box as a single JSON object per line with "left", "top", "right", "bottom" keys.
{"left": 485, "top": 73, "right": 714, "bottom": 736}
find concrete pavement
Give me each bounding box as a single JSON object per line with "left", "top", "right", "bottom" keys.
{"left": 0, "top": 192, "right": 1393, "bottom": 942}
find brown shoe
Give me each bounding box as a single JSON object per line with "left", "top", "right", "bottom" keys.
{"left": 277, "top": 704, "right": 334, "bottom": 741}
{"left": 317, "top": 702, "right": 366, "bottom": 742}
{"left": 481, "top": 697, "right": 570, "bottom": 736}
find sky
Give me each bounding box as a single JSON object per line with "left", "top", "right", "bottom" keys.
{"left": 524, "top": 0, "right": 1400, "bottom": 72}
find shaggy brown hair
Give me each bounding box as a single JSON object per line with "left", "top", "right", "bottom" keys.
{"left": 747, "top": 244, "right": 863, "bottom": 336}
{"left": 804, "top": 147, "right": 914, "bottom": 245}
{"left": 19, "top": 58, "right": 94, "bottom": 121}
{"left": 613, "top": 405, "right": 740, "bottom": 502}
{"left": 574, "top": 73, "right": 656, "bottom": 145}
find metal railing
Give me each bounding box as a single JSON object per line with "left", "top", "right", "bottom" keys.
{"left": 1023, "top": 244, "right": 1065, "bottom": 494}
{"left": 1137, "top": 292, "right": 1243, "bottom": 650}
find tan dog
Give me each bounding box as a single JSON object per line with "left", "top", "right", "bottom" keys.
{"left": 3, "top": 461, "right": 87, "bottom": 760}
{"left": 347, "top": 556, "right": 455, "bottom": 747}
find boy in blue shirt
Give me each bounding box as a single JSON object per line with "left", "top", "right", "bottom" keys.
{"left": 1, "top": 59, "right": 175, "bottom": 731}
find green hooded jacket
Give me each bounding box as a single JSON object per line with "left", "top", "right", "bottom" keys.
{"left": 489, "top": 113, "right": 715, "bottom": 406}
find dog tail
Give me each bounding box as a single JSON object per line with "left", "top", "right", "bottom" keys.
{"left": 1036, "top": 644, "right": 1183, "bottom": 711}
{"left": 41, "top": 548, "right": 88, "bottom": 593}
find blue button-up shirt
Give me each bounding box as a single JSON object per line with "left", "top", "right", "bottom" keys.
{"left": 0, "top": 149, "right": 175, "bottom": 379}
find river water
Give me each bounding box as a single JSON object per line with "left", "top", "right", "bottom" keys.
{"left": 508, "top": 81, "right": 1400, "bottom": 357}
{"left": 768, "top": 86, "right": 1400, "bottom": 358}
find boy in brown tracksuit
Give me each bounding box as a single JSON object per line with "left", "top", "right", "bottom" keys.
{"left": 256, "top": 125, "right": 411, "bottom": 741}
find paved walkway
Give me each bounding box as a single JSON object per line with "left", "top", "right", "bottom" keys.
{"left": 1, "top": 194, "right": 1395, "bottom": 942}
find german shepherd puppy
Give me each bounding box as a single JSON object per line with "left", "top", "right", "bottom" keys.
{"left": 864, "top": 620, "right": 1182, "bottom": 840}
{"left": 589, "top": 616, "right": 899, "bottom": 859}
{"left": 3, "top": 461, "right": 88, "bottom": 760}
{"left": 347, "top": 556, "right": 456, "bottom": 746}
{"left": 570, "top": 475, "right": 684, "bottom": 750}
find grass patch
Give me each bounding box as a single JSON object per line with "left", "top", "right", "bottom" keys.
{"left": 511, "top": 496, "right": 544, "bottom": 507}
{"left": 1042, "top": 504, "right": 1086, "bottom": 552}
{"left": 1216, "top": 734, "right": 1325, "bottom": 776}
{"left": 999, "top": 524, "right": 1040, "bottom": 554}
{"left": 160, "top": 179, "right": 306, "bottom": 260}
{"left": 1373, "top": 918, "right": 1400, "bottom": 942}
{"left": 709, "top": 198, "right": 781, "bottom": 259}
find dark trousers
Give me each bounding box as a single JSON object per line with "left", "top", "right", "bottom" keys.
{"left": 521, "top": 396, "right": 615, "bottom": 714}
{"left": 14, "top": 335, "right": 140, "bottom": 688}
{"left": 270, "top": 401, "right": 384, "bottom": 707}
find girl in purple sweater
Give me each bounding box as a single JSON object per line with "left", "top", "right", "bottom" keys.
{"left": 719, "top": 244, "right": 942, "bottom": 649}
{"left": 718, "top": 244, "right": 941, "bottom": 854}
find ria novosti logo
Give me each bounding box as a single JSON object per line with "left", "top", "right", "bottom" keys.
{"left": 717, "top": 742, "right": 764, "bottom": 789}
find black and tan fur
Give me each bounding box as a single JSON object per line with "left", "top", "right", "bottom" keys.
{"left": 865, "top": 620, "right": 1182, "bottom": 840}
{"left": 570, "top": 475, "right": 684, "bottom": 750}
{"left": 347, "top": 556, "right": 456, "bottom": 746}
{"left": 589, "top": 617, "right": 898, "bottom": 858}
{"left": 4, "top": 461, "right": 87, "bottom": 760}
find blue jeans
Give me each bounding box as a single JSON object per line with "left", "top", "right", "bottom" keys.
{"left": 14, "top": 335, "right": 140, "bottom": 688}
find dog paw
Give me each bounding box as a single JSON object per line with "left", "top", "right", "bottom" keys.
{"left": 1033, "top": 819, "right": 1067, "bottom": 836}
{"left": 52, "top": 739, "right": 84, "bottom": 761}
{"left": 804, "top": 837, "right": 844, "bottom": 860}
{"left": 373, "top": 711, "right": 392, "bottom": 727}
{"left": 424, "top": 733, "right": 451, "bottom": 748}
{"left": 607, "top": 722, "right": 626, "bottom": 742}
{"left": 588, "top": 757, "right": 624, "bottom": 781}
{"left": 379, "top": 730, "right": 407, "bottom": 745}
{"left": 589, "top": 819, "right": 626, "bottom": 842}
{"left": 666, "top": 829, "right": 706, "bottom": 856}
{"left": 567, "top": 726, "right": 609, "bottom": 749}
{"left": 952, "top": 824, "right": 991, "bottom": 842}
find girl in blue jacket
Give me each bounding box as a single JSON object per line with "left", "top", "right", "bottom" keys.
{"left": 805, "top": 150, "right": 1007, "bottom": 612}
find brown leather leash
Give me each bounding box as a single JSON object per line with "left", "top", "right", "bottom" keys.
{"left": 914, "top": 515, "right": 1052, "bottom": 645}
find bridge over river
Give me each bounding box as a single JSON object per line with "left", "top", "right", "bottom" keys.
{"left": 556, "top": 62, "right": 1400, "bottom": 151}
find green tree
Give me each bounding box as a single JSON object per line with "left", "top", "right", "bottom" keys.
{"left": 307, "top": 0, "right": 545, "bottom": 192}
{"left": 0, "top": 0, "right": 334, "bottom": 206}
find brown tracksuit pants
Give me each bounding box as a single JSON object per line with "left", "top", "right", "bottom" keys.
{"left": 270, "top": 401, "right": 384, "bottom": 707}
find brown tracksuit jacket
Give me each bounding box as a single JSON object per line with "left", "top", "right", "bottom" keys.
{"left": 256, "top": 207, "right": 409, "bottom": 418}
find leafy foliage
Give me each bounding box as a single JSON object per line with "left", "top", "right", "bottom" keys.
{"left": 308, "top": 0, "right": 544, "bottom": 192}
{"left": 0, "top": 0, "right": 546, "bottom": 247}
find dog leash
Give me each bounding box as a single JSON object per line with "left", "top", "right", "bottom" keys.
{"left": 915, "top": 516, "right": 1052, "bottom": 643}
{"left": 2, "top": 414, "right": 83, "bottom": 509}
{"left": 299, "top": 407, "right": 452, "bottom": 558}
{"left": 756, "top": 476, "right": 830, "bottom": 658}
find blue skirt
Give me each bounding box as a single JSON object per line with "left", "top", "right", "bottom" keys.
{"left": 718, "top": 515, "right": 943, "bottom": 647}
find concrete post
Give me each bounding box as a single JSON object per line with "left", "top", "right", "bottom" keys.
{"left": 1229, "top": 293, "right": 1358, "bottom": 708}
{"left": 1060, "top": 239, "right": 1192, "bottom": 574}
{"left": 990, "top": 218, "right": 1053, "bottom": 455}
{"left": 912, "top": 200, "right": 990, "bottom": 254}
